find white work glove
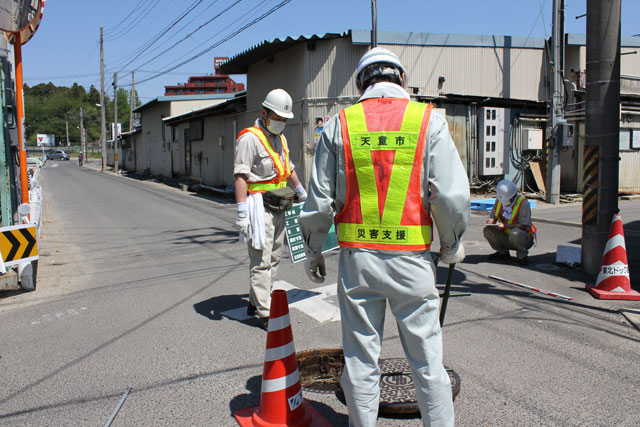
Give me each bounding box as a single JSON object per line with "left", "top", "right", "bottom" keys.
{"left": 439, "top": 243, "right": 465, "bottom": 264}
{"left": 235, "top": 203, "right": 251, "bottom": 238}
{"left": 294, "top": 183, "right": 307, "bottom": 203}
{"left": 304, "top": 254, "right": 326, "bottom": 283}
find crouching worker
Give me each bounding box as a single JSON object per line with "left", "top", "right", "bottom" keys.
{"left": 484, "top": 179, "right": 536, "bottom": 265}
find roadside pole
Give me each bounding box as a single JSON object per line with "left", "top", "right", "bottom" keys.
{"left": 546, "top": 0, "right": 564, "bottom": 205}
{"left": 100, "top": 27, "right": 106, "bottom": 172}
{"left": 581, "top": 0, "right": 621, "bottom": 275}
{"left": 130, "top": 70, "right": 135, "bottom": 132}
{"left": 371, "top": 0, "right": 377, "bottom": 48}
{"left": 12, "top": 32, "right": 30, "bottom": 206}
{"left": 113, "top": 72, "right": 118, "bottom": 173}
{"left": 80, "top": 107, "right": 85, "bottom": 159}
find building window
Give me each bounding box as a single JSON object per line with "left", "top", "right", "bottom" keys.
{"left": 172, "top": 127, "right": 179, "bottom": 142}
{"left": 190, "top": 119, "right": 204, "bottom": 141}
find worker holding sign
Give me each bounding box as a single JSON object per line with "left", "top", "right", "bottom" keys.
{"left": 233, "top": 89, "right": 307, "bottom": 330}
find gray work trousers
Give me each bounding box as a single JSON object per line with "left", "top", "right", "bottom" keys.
{"left": 338, "top": 248, "right": 454, "bottom": 427}
{"left": 483, "top": 226, "right": 533, "bottom": 259}
{"left": 247, "top": 208, "right": 285, "bottom": 318}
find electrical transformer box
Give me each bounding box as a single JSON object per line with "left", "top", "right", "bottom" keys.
{"left": 478, "top": 107, "right": 509, "bottom": 176}
{"left": 558, "top": 121, "right": 575, "bottom": 147}
{"left": 522, "top": 128, "right": 543, "bottom": 150}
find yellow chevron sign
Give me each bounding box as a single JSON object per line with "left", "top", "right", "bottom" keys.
{"left": 0, "top": 224, "right": 39, "bottom": 267}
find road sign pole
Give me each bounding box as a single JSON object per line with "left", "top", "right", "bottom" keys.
{"left": 12, "top": 32, "right": 30, "bottom": 207}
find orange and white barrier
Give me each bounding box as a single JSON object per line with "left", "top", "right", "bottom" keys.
{"left": 234, "top": 289, "right": 330, "bottom": 426}
{"left": 586, "top": 214, "right": 640, "bottom": 300}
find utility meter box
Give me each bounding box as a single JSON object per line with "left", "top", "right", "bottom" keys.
{"left": 522, "top": 128, "right": 543, "bottom": 150}
{"left": 478, "top": 107, "right": 509, "bottom": 176}
{"left": 557, "top": 121, "right": 575, "bottom": 147}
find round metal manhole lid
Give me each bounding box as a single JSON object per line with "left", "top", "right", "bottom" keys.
{"left": 297, "top": 349, "right": 460, "bottom": 416}
{"left": 378, "top": 358, "right": 460, "bottom": 415}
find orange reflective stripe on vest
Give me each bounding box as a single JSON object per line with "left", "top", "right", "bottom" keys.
{"left": 495, "top": 196, "right": 536, "bottom": 236}
{"left": 237, "top": 127, "right": 291, "bottom": 193}
{"left": 335, "top": 98, "right": 433, "bottom": 251}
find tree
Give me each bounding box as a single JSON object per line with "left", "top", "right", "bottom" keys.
{"left": 24, "top": 82, "right": 132, "bottom": 145}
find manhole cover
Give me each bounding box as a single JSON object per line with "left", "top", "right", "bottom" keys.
{"left": 297, "top": 349, "right": 460, "bottom": 416}
{"left": 379, "top": 358, "right": 460, "bottom": 415}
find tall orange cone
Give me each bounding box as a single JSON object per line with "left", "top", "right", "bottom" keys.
{"left": 234, "top": 289, "right": 331, "bottom": 427}
{"left": 586, "top": 214, "right": 640, "bottom": 300}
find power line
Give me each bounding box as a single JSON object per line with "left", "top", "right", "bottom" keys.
{"left": 104, "top": 0, "right": 159, "bottom": 36}
{"left": 110, "top": 0, "right": 206, "bottom": 72}
{"left": 132, "top": 0, "right": 242, "bottom": 71}
{"left": 128, "top": 0, "right": 274, "bottom": 86}
{"left": 133, "top": 0, "right": 291, "bottom": 86}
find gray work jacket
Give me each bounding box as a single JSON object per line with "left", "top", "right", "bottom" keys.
{"left": 299, "top": 82, "right": 470, "bottom": 257}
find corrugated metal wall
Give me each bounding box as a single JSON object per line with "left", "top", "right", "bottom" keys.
{"left": 394, "top": 45, "right": 546, "bottom": 101}
{"left": 246, "top": 43, "right": 308, "bottom": 110}
{"left": 306, "top": 38, "right": 365, "bottom": 99}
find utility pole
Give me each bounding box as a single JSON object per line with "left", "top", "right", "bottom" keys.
{"left": 79, "top": 107, "right": 84, "bottom": 158}
{"left": 581, "top": 0, "right": 621, "bottom": 274}
{"left": 371, "top": 0, "right": 377, "bottom": 48}
{"left": 546, "top": 0, "right": 564, "bottom": 205}
{"left": 113, "top": 72, "right": 119, "bottom": 173}
{"left": 100, "top": 27, "right": 106, "bottom": 172}
{"left": 130, "top": 70, "right": 135, "bottom": 131}
{"left": 65, "top": 119, "right": 69, "bottom": 146}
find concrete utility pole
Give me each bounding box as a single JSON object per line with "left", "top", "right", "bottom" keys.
{"left": 371, "top": 0, "right": 378, "bottom": 48}
{"left": 65, "top": 119, "right": 69, "bottom": 146}
{"left": 100, "top": 27, "right": 106, "bottom": 172}
{"left": 113, "top": 72, "right": 119, "bottom": 173}
{"left": 581, "top": 0, "right": 621, "bottom": 275}
{"left": 129, "top": 70, "right": 135, "bottom": 132}
{"left": 79, "top": 107, "right": 84, "bottom": 156}
{"left": 546, "top": 0, "right": 564, "bottom": 205}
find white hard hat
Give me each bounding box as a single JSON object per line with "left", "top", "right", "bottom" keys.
{"left": 356, "top": 47, "right": 406, "bottom": 86}
{"left": 262, "top": 89, "right": 294, "bottom": 119}
{"left": 496, "top": 179, "right": 517, "bottom": 203}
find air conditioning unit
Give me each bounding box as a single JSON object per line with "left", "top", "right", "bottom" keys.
{"left": 478, "top": 107, "right": 509, "bottom": 176}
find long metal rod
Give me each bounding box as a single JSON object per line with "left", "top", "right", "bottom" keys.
{"left": 439, "top": 263, "right": 456, "bottom": 326}
{"left": 104, "top": 385, "right": 133, "bottom": 427}
{"left": 488, "top": 275, "right": 573, "bottom": 301}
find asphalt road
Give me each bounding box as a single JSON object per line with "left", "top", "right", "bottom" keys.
{"left": 0, "top": 160, "right": 638, "bottom": 426}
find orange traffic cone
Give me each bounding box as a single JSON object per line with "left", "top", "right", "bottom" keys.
{"left": 234, "top": 289, "right": 331, "bottom": 427}
{"left": 586, "top": 214, "right": 640, "bottom": 300}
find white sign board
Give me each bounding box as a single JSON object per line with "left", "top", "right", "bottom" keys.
{"left": 36, "top": 134, "right": 54, "bottom": 146}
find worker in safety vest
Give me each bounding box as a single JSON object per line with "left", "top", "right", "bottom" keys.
{"left": 299, "top": 47, "right": 469, "bottom": 426}
{"left": 234, "top": 88, "right": 307, "bottom": 330}
{"left": 484, "top": 179, "right": 536, "bottom": 265}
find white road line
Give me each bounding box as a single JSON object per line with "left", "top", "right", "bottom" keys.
{"left": 220, "top": 281, "right": 341, "bottom": 324}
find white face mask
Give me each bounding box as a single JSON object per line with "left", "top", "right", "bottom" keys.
{"left": 266, "top": 119, "right": 286, "bottom": 135}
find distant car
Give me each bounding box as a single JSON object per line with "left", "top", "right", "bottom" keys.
{"left": 47, "top": 150, "right": 70, "bottom": 161}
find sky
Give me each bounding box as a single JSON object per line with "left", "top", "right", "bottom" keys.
{"left": 16, "top": 0, "right": 640, "bottom": 104}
